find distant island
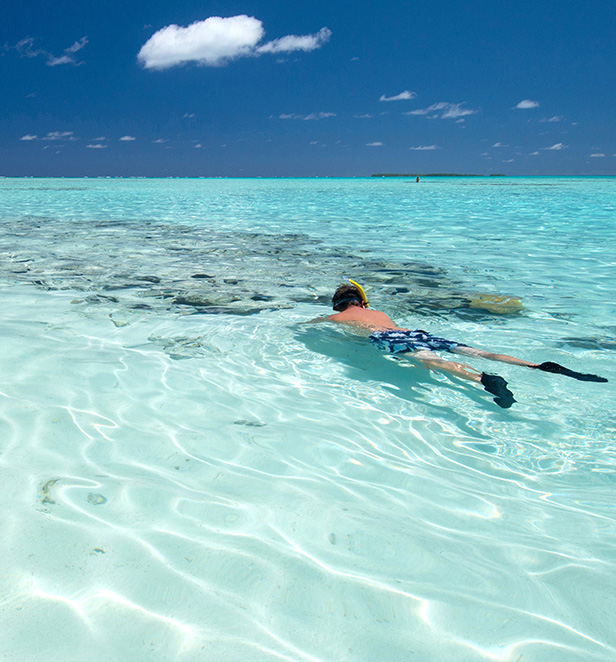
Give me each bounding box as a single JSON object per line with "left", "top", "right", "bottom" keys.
{"left": 371, "top": 173, "right": 506, "bottom": 177}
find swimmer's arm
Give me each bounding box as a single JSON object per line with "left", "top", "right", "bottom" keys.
{"left": 298, "top": 316, "right": 331, "bottom": 325}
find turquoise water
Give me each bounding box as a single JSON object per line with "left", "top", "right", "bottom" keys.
{"left": 0, "top": 177, "right": 615, "bottom": 660}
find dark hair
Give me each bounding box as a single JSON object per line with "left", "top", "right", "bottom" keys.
{"left": 332, "top": 284, "right": 362, "bottom": 311}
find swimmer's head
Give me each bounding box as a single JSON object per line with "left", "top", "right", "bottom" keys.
{"left": 332, "top": 284, "right": 364, "bottom": 311}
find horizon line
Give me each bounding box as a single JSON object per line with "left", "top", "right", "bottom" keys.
{"left": 2, "top": 174, "right": 616, "bottom": 179}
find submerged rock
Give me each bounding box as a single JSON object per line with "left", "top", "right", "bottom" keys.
{"left": 109, "top": 314, "right": 129, "bottom": 327}
{"left": 86, "top": 294, "right": 119, "bottom": 304}
{"left": 87, "top": 493, "right": 108, "bottom": 505}
{"left": 559, "top": 337, "right": 616, "bottom": 350}
{"left": 40, "top": 478, "right": 61, "bottom": 505}
{"left": 468, "top": 294, "right": 524, "bottom": 314}
{"left": 149, "top": 333, "right": 217, "bottom": 359}
{"left": 172, "top": 293, "right": 241, "bottom": 307}
{"left": 102, "top": 283, "right": 143, "bottom": 291}
{"left": 3, "top": 216, "right": 520, "bottom": 325}
{"left": 186, "top": 305, "right": 271, "bottom": 316}
{"left": 234, "top": 419, "right": 267, "bottom": 427}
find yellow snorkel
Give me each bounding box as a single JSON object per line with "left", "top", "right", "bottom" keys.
{"left": 348, "top": 279, "right": 369, "bottom": 308}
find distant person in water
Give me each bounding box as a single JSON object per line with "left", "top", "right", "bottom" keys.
{"left": 416, "top": 176, "right": 420, "bottom": 182}
{"left": 312, "top": 282, "right": 607, "bottom": 409}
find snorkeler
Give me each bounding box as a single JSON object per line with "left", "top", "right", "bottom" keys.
{"left": 313, "top": 281, "right": 607, "bottom": 409}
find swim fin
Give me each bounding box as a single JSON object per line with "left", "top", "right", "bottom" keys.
{"left": 534, "top": 361, "right": 608, "bottom": 383}
{"left": 480, "top": 373, "right": 516, "bottom": 409}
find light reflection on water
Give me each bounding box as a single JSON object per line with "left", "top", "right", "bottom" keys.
{"left": 0, "top": 177, "right": 615, "bottom": 660}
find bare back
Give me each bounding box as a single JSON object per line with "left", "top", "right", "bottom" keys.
{"left": 326, "top": 305, "right": 405, "bottom": 332}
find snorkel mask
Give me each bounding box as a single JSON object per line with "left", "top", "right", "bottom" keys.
{"left": 348, "top": 279, "right": 369, "bottom": 308}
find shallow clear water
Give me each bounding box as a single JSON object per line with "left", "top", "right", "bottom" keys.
{"left": 1, "top": 177, "right": 615, "bottom": 660}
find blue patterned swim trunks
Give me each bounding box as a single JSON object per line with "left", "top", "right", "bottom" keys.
{"left": 369, "top": 329, "right": 461, "bottom": 354}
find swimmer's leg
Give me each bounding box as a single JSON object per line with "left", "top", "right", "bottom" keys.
{"left": 412, "top": 350, "right": 515, "bottom": 408}
{"left": 452, "top": 344, "right": 537, "bottom": 368}
{"left": 414, "top": 350, "right": 482, "bottom": 381}
{"left": 453, "top": 346, "right": 608, "bottom": 382}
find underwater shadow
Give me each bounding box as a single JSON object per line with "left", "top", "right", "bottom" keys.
{"left": 294, "top": 324, "right": 479, "bottom": 411}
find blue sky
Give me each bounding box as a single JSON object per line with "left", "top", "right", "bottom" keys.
{"left": 2, "top": 0, "right": 615, "bottom": 176}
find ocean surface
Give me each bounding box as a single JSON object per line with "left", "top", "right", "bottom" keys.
{"left": 0, "top": 176, "right": 615, "bottom": 661}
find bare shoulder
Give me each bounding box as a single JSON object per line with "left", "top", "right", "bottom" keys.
{"left": 327, "top": 307, "right": 401, "bottom": 330}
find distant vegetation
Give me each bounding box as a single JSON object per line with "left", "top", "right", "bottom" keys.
{"left": 371, "top": 173, "right": 503, "bottom": 177}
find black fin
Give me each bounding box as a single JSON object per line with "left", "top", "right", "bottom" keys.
{"left": 536, "top": 361, "right": 608, "bottom": 383}
{"left": 480, "top": 373, "right": 516, "bottom": 408}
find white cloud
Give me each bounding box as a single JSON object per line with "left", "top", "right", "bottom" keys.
{"left": 353, "top": 113, "right": 373, "bottom": 119}
{"left": 183, "top": 113, "right": 195, "bottom": 118}
{"left": 409, "top": 102, "right": 450, "bottom": 116}
{"left": 493, "top": 142, "right": 507, "bottom": 147}
{"left": 92, "top": 136, "right": 106, "bottom": 141}
{"left": 379, "top": 90, "right": 416, "bottom": 102}
{"left": 119, "top": 135, "right": 136, "bottom": 141}
{"left": 138, "top": 16, "right": 263, "bottom": 68}
{"left": 12, "top": 35, "right": 89, "bottom": 67}
{"left": 529, "top": 151, "right": 540, "bottom": 156}
{"left": 256, "top": 27, "right": 331, "bottom": 54}
{"left": 20, "top": 134, "right": 37, "bottom": 140}
{"left": 13, "top": 38, "right": 41, "bottom": 58}
{"left": 86, "top": 144, "right": 107, "bottom": 149}
{"left": 545, "top": 143, "right": 567, "bottom": 150}
{"left": 304, "top": 112, "right": 335, "bottom": 120}
{"left": 42, "top": 131, "right": 76, "bottom": 141}
{"left": 194, "top": 144, "right": 202, "bottom": 148}
{"left": 515, "top": 99, "right": 539, "bottom": 109}
{"left": 277, "top": 112, "right": 335, "bottom": 120}
{"left": 137, "top": 16, "right": 330, "bottom": 70}
{"left": 65, "top": 37, "right": 88, "bottom": 54}
{"left": 152, "top": 138, "right": 168, "bottom": 143}
{"left": 46, "top": 55, "right": 74, "bottom": 66}
{"left": 366, "top": 142, "right": 383, "bottom": 147}
{"left": 539, "top": 116, "right": 563, "bottom": 122}
{"left": 441, "top": 103, "right": 477, "bottom": 119}
{"left": 590, "top": 153, "right": 605, "bottom": 157}
{"left": 410, "top": 145, "right": 438, "bottom": 150}
{"left": 502, "top": 159, "right": 514, "bottom": 162}
{"left": 406, "top": 102, "right": 477, "bottom": 119}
